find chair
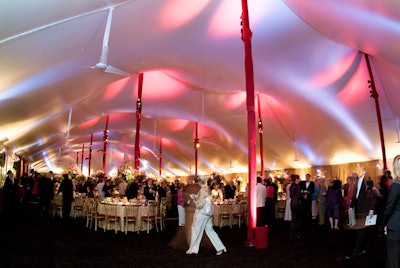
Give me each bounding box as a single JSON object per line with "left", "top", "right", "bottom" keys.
{"left": 232, "top": 202, "right": 247, "bottom": 228}
{"left": 147, "top": 200, "right": 157, "bottom": 206}
{"left": 52, "top": 195, "right": 63, "bottom": 218}
{"left": 219, "top": 204, "right": 232, "bottom": 228}
{"left": 85, "top": 198, "right": 94, "bottom": 228}
{"left": 73, "top": 196, "right": 84, "bottom": 218}
{"left": 156, "top": 198, "right": 167, "bottom": 231}
{"left": 124, "top": 204, "right": 140, "bottom": 234}
{"left": 276, "top": 200, "right": 286, "bottom": 220}
{"left": 141, "top": 204, "right": 158, "bottom": 234}
{"left": 104, "top": 203, "right": 121, "bottom": 234}
{"left": 90, "top": 200, "right": 105, "bottom": 231}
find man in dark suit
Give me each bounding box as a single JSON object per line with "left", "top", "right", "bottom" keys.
{"left": 38, "top": 172, "right": 55, "bottom": 218}
{"left": 300, "top": 173, "right": 315, "bottom": 227}
{"left": 143, "top": 178, "right": 156, "bottom": 200}
{"left": 125, "top": 178, "right": 139, "bottom": 199}
{"left": 58, "top": 173, "right": 74, "bottom": 220}
{"left": 224, "top": 180, "right": 236, "bottom": 200}
{"left": 346, "top": 171, "right": 375, "bottom": 259}
{"left": 3, "top": 170, "right": 19, "bottom": 217}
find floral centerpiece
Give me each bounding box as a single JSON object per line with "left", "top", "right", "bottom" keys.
{"left": 273, "top": 169, "right": 288, "bottom": 184}
{"left": 64, "top": 165, "right": 83, "bottom": 179}
{"left": 117, "top": 163, "right": 135, "bottom": 182}
{"left": 134, "top": 170, "right": 146, "bottom": 183}
{"left": 211, "top": 169, "right": 225, "bottom": 184}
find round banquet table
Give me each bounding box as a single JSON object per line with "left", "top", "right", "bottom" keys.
{"left": 97, "top": 202, "right": 153, "bottom": 232}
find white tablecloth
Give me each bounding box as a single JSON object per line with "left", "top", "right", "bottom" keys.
{"left": 97, "top": 203, "right": 152, "bottom": 232}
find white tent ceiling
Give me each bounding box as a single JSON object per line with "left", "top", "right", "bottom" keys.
{"left": 1, "top": 0, "right": 400, "bottom": 177}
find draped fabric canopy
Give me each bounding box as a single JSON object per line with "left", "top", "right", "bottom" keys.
{"left": 1, "top": 0, "right": 399, "bottom": 176}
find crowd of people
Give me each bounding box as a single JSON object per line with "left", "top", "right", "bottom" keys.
{"left": 1, "top": 159, "right": 399, "bottom": 266}
{"left": 254, "top": 161, "right": 399, "bottom": 268}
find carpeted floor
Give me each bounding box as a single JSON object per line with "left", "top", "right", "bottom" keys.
{"left": 0, "top": 203, "right": 387, "bottom": 268}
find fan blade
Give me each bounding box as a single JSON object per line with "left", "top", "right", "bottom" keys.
{"left": 105, "top": 65, "right": 130, "bottom": 76}
{"left": 95, "top": 8, "right": 113, "bottom": 68}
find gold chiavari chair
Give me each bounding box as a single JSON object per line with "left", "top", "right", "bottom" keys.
{"left": 90, "top": 199, "right": 106, "bottom": 231}
{"left": 219, "top": 203, "right": 233, "bottom": 228}
{"left": 124, "top": 204, "right": 140, "bottom": 235}
{"left": 232, "top": 202, "right": 247, "bottom": 228}
{"left": 141, "top": 203, "right": 158, "bottom": 234}
{"left": 104, "top": 203, "right": 121, "bottom": 234}
{"left": 73, "top": 196, "right": 84, "bottom": 218}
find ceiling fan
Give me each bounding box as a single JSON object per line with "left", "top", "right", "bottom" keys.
{"left": 93, "top": 7, "right": 129, "bottom": 76}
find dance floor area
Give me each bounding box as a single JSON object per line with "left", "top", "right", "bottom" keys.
{"left": 0, "top": 203, "right": 387, "bottom": 268}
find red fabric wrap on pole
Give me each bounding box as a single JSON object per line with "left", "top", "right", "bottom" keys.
{"left": 102, "top": 115, "right": 109, "bottom": 172}
{"left": 134, "top": 73, "right": 144, "bottom": 171}
{"left": 194, "top": 122, "right": 199, "bottom": 177}
{"left": 241, "top": 0, "right": 257, "bottom": 247}
{"left": 88, "top": 133, "right": 93, "bottom": 176}
{"left": 81, "top": 144, "right": 84, "bottom": 173}
{"left": 159, "top": 137, "right": 162, "bottom": 176}
{"left": 257, "top": 95, "right": 264, "bottom": 178}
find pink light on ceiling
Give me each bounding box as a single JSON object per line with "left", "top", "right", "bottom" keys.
{"left": 263, "top": 94, "right": 290, "bottom": 119}
{"left": 337, "top": 63, "right": 369, "bottom": 106}
{"left": 165, "top": 119, "right": 191, "bottom": 132}
{"left": 102, "top": 76, "right": 133, "bottom": 101}
{"left": 311, "top": 51, "right": 358, "bottom": 91}
{"left": 140, "top": 70, "right": 186, "bottom": 99}
{"left": 224, "top": 92, "right": 246, "bottom": 109}
{"left": 78, "top": 117, "right": 101, "bottom": 129}
{"left": 158, "top": 0, "right": 210, "bottom": 30}
{"left": 160, "top": 138, "right": 174, "bottom": 147}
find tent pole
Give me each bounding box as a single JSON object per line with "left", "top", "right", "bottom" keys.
{"left": 88, "top": 134, "right": 93, "bottom": 176}
{"left": 134, "top": 73, "right": 144, "bottom": 171}
{"left": 81, "top": 144, "right": 84, "bottom": 173}
{"left": 102, "top": 115, "right": 109, "bottom": 172}
{"left": 194, "top": 122, "right": 199, "bottom": 177}
{"left": 257, "top": 94, "right": 264, "bottom": 178}
{"left": 364, "top": 54, "right": 387, "bottom": 170}
{"left": 241, "top": 0, "right": 257, "bottom": 247}
{"left": 159, "top": 137, "right": 162, "bottom": 176}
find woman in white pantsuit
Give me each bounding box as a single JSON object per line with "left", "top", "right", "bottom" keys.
{"left": 186, "top": 176, "right": 227, "bottom": 255}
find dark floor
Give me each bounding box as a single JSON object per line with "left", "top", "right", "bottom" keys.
{"left": 0, "top": 204, "right": 387, "bottom": 268}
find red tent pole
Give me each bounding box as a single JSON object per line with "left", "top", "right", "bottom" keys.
{"left": 194, "top": 122, "right": 199, "bottom": 177}
{"left": 88, "top": 134, "right": 93, "bottom": 176}
{"left": 159, "top": 137, "right": 162, "bottom": 176}
{"left": 102, "top": 115, "right": 109, "bottom": 172}
{"left": 134, "top": 73, "right": 144, "bottom": 171}
{"left": 241, "top": 0, "right": 257, "bottom": 246}
{"left": 81, "top": 144, "right": 84, "bottom": 173}
{"left": 364, "top": 53, "right": 387, "bottom": 170}
{"left": 257, "top": 94, "right": 264, "bottom": 178}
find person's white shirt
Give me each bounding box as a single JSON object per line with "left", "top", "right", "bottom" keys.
{"left": 96, "top": 181, "right": 105, "bottom": 198}
{"left": 211, "top": 188, "right": 223, "bottom": 201}
{"left": 118, "top": 180, "right": 128, "bottom": 196}
{"left": 256, "top": 182, "right": 266, "bottom": 207}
